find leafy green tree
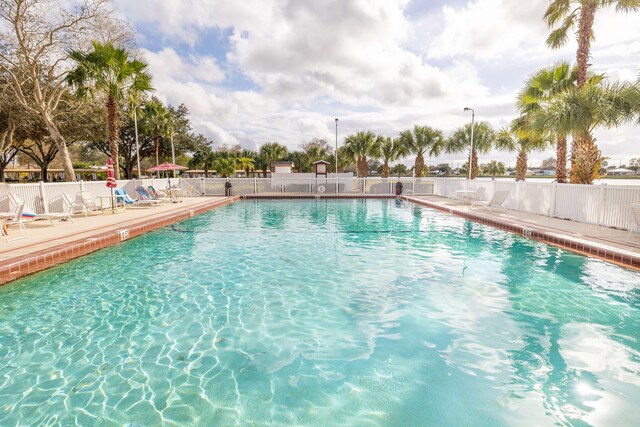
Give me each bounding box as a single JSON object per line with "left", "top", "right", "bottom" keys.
{"left": 67, "top": 41, "right": 152, "bottom": 179}
{"left": 481, "top": 160, "right": 506, "bottom": 180}
{"left": 544, "top": 0, "right": 640, "bottom": 88}
{"left": 445, "top": 121, "right": 495, "bottom": 179}
{"left": 531, "top": 80, "right": 639, "bottom": 183}
{"left": 399, "top": 125, "right": 443, "bottom": 177}
{"left": 189, "top": 145, "right": 217, "bottom": 177}
{"left": 495, "top": 117, "right": 551, "bottom": 181}
{"left": 142, "top": 99, "right": 172, "bottom": 174}
{"left": 212, "top": 157, "right": 236, "bottom": 178}
{"left": 259, "top": 142, "right": 288, "bottom": 173}
{"left": 379, "top": 137, "right": 404, "bottom": 178}
{"left": 236, "top": 157, "right": 255, "bottom": 177}
{"left": 343, "top": 131, "right": 382, "bottom": 178}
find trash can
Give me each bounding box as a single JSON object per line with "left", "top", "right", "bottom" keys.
{"left": 395, "top": 181, "right": 403, "bottom": 196}
{"left": 224, "top": 180, "right": 232, "bottom": 196}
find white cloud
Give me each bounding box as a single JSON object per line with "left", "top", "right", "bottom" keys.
{"left": 114, "top": 0, "right": 640, "bottom": 166}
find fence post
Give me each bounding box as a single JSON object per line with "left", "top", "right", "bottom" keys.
{"left": 362, "top": 177, "right": 366, "bottom": 194}
{"left": 80, "top": 180, "right": 85, "bottom": 192}
{"left": 598, "top": 184, "right": 606, "bottom": 226}
{"left": 38, "top": 181, "right": 48, "bottom": 214}
{"left": 336, "top": 175, "right": 339, "bottom": 195}
{"left": 200, "top": 178, "right": 205, "bottom": 195}
{"left": 254, "top": 177, "right": 257, "bottom": 194}
{"left": 550, "top": 182, "right": 557, "bottom": 217}
{"left": 515, "top": 181, "right": 521, "bottom": 211}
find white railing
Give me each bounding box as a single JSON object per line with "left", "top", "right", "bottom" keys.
{"left": 0, "top": 177, "right": 182, "bottom": 214}
{"left": 433, "top": 178, "right": 640, "bottom": 230}
{"left": 179, "top": 177, "right": 434, "bottom": 197}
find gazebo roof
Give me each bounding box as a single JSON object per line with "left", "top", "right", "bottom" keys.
{"left": 312, "top": 160, "right": 331, "bottom": 165}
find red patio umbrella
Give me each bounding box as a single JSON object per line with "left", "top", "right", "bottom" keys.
{"left": 147, "top": 162, "right": 188, "bottom": 172}
{"left": 106, "top": 158, "right": 117, "bottom": 212}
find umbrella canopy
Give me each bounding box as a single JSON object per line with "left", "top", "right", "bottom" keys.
{"left": 147, "top": 162, "right": 188, "bottom": 172}
{"left": 106, "top": 158, "right": 117, "bottom": 188}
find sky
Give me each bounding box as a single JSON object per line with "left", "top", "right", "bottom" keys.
{"left": 112, "top": 0, "right": 640, "bottom": 168}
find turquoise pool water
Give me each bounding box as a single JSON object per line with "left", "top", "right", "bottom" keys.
{"left": 0, "top": 199, "right": 639, "bottom": 426}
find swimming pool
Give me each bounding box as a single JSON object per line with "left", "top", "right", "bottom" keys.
{"left": 0, "top": 199, "right": 638, "bottom": 426}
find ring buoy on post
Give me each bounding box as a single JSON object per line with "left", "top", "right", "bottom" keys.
{"left": 317, "top": 185, "right": 326, "bottom": 194}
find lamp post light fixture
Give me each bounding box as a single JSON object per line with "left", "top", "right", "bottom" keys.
{"left": 463, "top": 107, "right": 475, "bottom": 180}
{"left": 334, "top": 118, "right": 339, "bottom": 175}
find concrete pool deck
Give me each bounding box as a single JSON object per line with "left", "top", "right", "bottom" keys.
{"left": 0, "top": 197, "right": 236, "bottom": 285}
{"left": 405, "top": 195, "right": 640, "bottom": 270}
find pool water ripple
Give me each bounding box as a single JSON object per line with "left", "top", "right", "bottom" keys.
{"left": 0, "top": 199, "right": 639, "bottom": 426}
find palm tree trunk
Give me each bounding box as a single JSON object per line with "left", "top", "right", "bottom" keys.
{"left": 570, "top": 133, "right": 601, "bottom": 184}
{"left": 42, "top": 111, "right": 77, "bottom": 182}
{"left": 556, "top": 134, "right": 568, "bottom": 183}
{"left": 414, "top": 154, "right": 425, "bottom": 177}
{"left": 106, "top": 94, "right": 120, "bottom": 180}
{"left": 204, "top": 166, "right": 209, "bottom": 178}
{"left": 357, "top": 156, "right": 368, "bottom": 178}
{"left": 382, "top": 163, "right": 389, "bottom": 178}
{"left": 516, "top": 151, "right": 527, "bottom": 181}
{"left": 576, "top": 1, "right": 596, "bottom": 88}
{"left": 470, "top": 150, "right": 479, "bottom": 180}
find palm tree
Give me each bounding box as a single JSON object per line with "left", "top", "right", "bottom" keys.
{"left": 544, "top": 0, "right": 639, "bottom": 88}
{"left": 189, "top": 145, "right": 216, "bottom": 177}
{"left": 531, "top": 80, "right": 639, "bottom": 184}
{"left": 379, "top": 137, "right": 404, "bottom": 178}
{"left": 212, "top": 157, "right": 236, "bottom": 178}
{"left": 399, "top": 126, "right": 444, "bottom": 177}
{"left": 67, "top": 41, "right": 152, "bottom": 179}
{"left": 236, "top": 157, "right": 254, "bottom": 177}
{"left": 518, "top": 62, "right": 576, "bottom": 183}
{"left": 343, "top": 131, "right": 383, "bottom": 178}
{"left": 259, "top": 142, "right": 288, "bottom": 174}
{"left": 445, "top": 121, "right": 495, "bottom": 180}
{"left": 482, "top": 160, "right": 506, "bottom": 180}
{"left": 495, "top": 118, "right": 551, "bottom": 181}
{"left": 143, "top": 99, "right": 172, "bottom": 175}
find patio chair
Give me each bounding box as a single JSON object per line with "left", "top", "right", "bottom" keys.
{"left": 470, "top": 190, "right": 510, "bottom": 213}
{"left": 8, "top": 194, "right": 74, "bottom": 225}
{"left": 148, "top": 186, "right": 176, "bottom": 203}
{"left": 136, "top": 186, "right": 168, "bottom": 203}
{"left": 626, "top": 204, "right": 640, "bottom": 243}
{"left": 114, "top": 189, "right": 160, "bottom": 207}
{"left": 1, "top": 203, "right": 30, "bottom": 241}
{"left": 71, "top": 191, "right": 98, "bottom": 216}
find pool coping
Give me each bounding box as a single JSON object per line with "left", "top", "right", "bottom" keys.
{"left": 404, "top": 196, "right": 640, "bottom": 271}
{"left": 0, "top": 196, "right": 240, "bottom": 286}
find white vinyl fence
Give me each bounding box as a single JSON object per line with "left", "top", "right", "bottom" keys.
{"left": 180, "top": 177, "right": 434, "bottom": 197}
{"left": 434, "top": 178, "right": 640, "bottom": 231}
{"left": 0, "top": 178, "right": 180, "bottom": 214}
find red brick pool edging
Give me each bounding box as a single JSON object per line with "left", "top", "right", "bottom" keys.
{"left": 404, "top": 196, "right": 640, "bottom": 271}
{"left": 0, "top": 197, "right": 239, "bottom": 286}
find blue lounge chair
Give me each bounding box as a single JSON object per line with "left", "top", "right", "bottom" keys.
{"left": 115, "top": 189, "right": 160, "bottom": 207}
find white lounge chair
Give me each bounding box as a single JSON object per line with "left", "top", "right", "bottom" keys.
{"left": 470, "top": 190, "right": 510, "bottom": 213}
{"left": 71, "top": 192, "right": 98, "bottom": 216}
{"left": 8, "top": 194, "right": 74, "bottom": 226}
{"left": 1, "top": 203, "right": 30, "bottom": 241}
{"left": 626, "top": 204, "right": 640, "bottom": 243}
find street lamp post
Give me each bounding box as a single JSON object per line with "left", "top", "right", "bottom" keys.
{"left": 133, "top": 107, "right": 141, "bottom": 180}
{"left": 464, "top": 107, "right": 475, "bottom": 180}
{"left": 171, "top": 132, "right": 176, "bottom": 178}
{"left": 334, "top": 118, "right": 339, "bottom": 175}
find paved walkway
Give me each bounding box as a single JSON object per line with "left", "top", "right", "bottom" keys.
{"left": 0, "top": 197, "right": 234, "bottom": 285}
{"left": 406, "top": 195, "right": 640, "bottom": 270}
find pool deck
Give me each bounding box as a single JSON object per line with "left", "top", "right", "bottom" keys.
{"left": 0, "top": 197, "right": 237, "bottom": 286}
{"left": 405, "top": 195, "right": 640, "bottom": 270}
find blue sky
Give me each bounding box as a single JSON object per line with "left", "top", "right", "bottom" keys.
{"left": 114, "top": 0, "right": 640, "bottom": 167}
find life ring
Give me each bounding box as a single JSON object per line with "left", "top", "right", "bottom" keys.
{"left": 317, "top": 185, "right": 326, "bottom": 194}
